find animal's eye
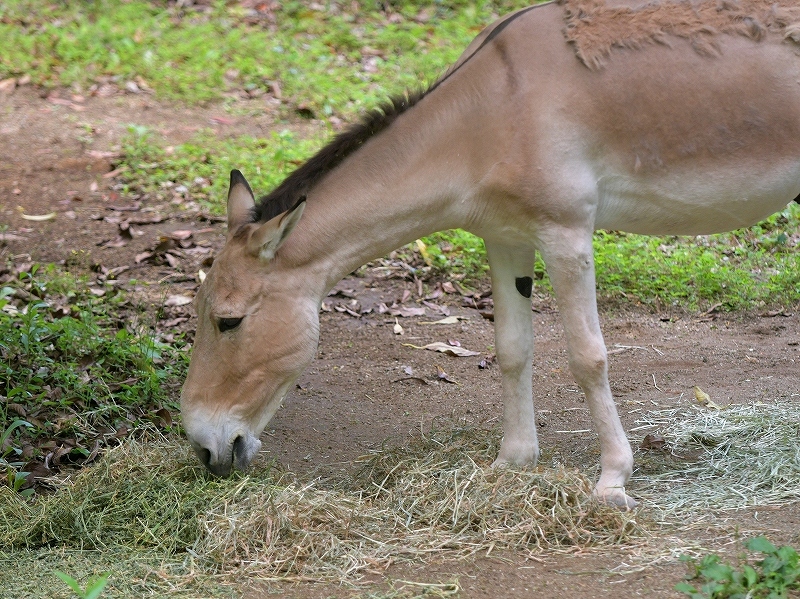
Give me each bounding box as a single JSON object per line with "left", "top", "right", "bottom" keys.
{"left": 218, "top": 317, "right": 243, "bottom": 333}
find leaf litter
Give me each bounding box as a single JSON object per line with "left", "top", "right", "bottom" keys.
{"left": 403, "top": 341, "right": 481, "bottom": 357}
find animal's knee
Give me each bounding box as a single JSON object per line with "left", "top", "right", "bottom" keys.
{"left": 568, "top": 343, "right": 607, "bottom": 382}
{"left": 496, "top": 342, "right": 532, "bottom": 376}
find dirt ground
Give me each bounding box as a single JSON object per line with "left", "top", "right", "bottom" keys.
{"left": 2, "top": 87, "right": 799, "bottom": 598}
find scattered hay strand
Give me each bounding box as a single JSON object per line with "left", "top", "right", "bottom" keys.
{"left": 631, "top": 402, "right": 800, "bottom": 515}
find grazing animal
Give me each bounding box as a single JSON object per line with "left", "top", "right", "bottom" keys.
{"left": 181, "top": 0, "right": 800, "bottom": 508}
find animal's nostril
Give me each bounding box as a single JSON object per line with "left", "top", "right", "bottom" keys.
{"left": 232, "top": 435, "right": 244, "bottom": 459}
{"left": 198, "top": 447, "right": 212, "bottom": 468}
{"left": 232, "top": 434, "right": 252, "bottom": 471}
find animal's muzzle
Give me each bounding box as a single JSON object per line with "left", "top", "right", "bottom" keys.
{"left": 194, "top": 442, "right": 233, "bottom": 478}
{"left": 192, "top": 432, "right": 262, "bottom": 478}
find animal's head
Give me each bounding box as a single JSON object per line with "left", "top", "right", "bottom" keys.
{"left": 181, "top": 170, "right": 318, "bottom": 477}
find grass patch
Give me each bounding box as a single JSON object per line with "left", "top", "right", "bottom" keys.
{"left": 0, "top": 265, "right": 188, "bottom": 490}
{"left": 0, "top": 425, "right": 642, "bottom": 595}
{"left": 4, "top": 0, "right": 799, "bottom": 303}
{"left": 117, "top": 125, "right": 325, "bottom": 209}
{"left": 0, "top": 0, "right": 531, "bottom": 112}
{"left": 594, "top": 203, "right": 800, "bottom": 311}
{"left": 631, "top": 403, "right": 800, "bottom": 515}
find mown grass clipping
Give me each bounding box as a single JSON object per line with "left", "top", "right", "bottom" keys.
{"left": 1, "top": 426, "right": 642, "bottom": 584}
{"left": 632, "top": 402, "right": 800, "bottom": 515}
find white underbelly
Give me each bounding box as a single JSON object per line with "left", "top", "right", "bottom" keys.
{"left": 594, "top": 162, "right": 800, "bottom": 235}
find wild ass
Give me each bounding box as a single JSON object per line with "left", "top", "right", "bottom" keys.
{"left": 181, "top": 0, "right": 800, "bottom": 508}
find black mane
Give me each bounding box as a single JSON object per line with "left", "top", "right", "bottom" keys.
{"left": 252, "top": 89, "right": 427, "bottom": 222}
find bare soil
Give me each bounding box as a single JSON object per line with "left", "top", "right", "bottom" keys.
{"left": 2, "top": 87, "right": 799, "bottom": 598}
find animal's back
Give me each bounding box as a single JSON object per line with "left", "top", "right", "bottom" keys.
{"left": 454, "top": 1, "right": 800, "bottom": 236}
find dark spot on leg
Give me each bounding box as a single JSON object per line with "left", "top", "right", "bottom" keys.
{"left": 515, "top": 276, "right": 533, "bottom": 298}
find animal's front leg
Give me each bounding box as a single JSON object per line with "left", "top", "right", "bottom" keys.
{"left": 538, "top": 227, "right": 636, "bottom": 509}
{"left": 485, "top": 241, "right": 539, "bottom": 467}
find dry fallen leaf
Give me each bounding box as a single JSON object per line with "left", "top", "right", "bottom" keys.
{"left": 20, "top": 211, "right": 57, "bottom": 221}
{"left": 403, "top": 341, "right": 481, "bottom": 357}
{"left": 152, "top": 408, "right": 173, "bottom": 428}
{"left": 165, "top": 294, "right": 193, "bottom": 307}
{"left": 421, "top": 316, "right": 466, "bottom": 325}
{"left": 640, "top": 433, "right": 667, "bottom": 450}
{"left": 168, "top": 229, "right": 194, "bottom": 241}
{"left": 693, "top": 386, "right": 722, "bottom": 410}
{"left": 0, "top": 232, "right": 26, "bottom": 241}
{"left": 436, "top": 365, "right": 459, "bottom": 384}
{"left": 134, "top": 251, "right": 154, "bottom": 264}
{"left": 390, "top": 306, "right": 426, "bottom": 318}
{"left": 102, "top": 165, "right": 129, "bottom": 179}
{"left": 415, "top": 239, "right": 432, "bottom": 266}
{"left": 0, "top": 77, "right": 16, "bottom": 94}
{"left": 442, "top": 282, "right": 457, "bottom": 294}
{"left": 478, "top": 356, "right": 494, "bottom": 369}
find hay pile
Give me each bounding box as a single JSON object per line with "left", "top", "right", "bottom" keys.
{"left": 632, "top": 402, "right": 800, "bottom": 515}
{"left": 0, "top": 425, "right": 641, "bottom": 584}
{"left": 197, "top": 426, "right": 641, "bottom": 579}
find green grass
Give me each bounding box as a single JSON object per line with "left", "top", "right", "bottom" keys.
{"left": 593, "top": 204, "right": 800, "bottom": 311}
{"left": 0, "top": 0, "right": 530, "bottom": 114}
{"left": 0, "top": 266, "right": 188, "bottom": 485}
{"left": 118, "top": 125, "right": 325, "bottom": 205}
{"left": 54, "top": 570, "right": 110, "bottom": 599}
{"left": 7, "top": 0, "right": 795, "bottom": 307}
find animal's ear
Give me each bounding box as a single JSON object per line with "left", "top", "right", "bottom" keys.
{"left": 246, "top": 197, "right": 306, "bottom": 261}
{"left": 226, "top": 169, "right": 256, "bottom": 233}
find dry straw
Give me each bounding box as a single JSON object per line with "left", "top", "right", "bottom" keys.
{"left": 631, "top": 402, "right": 800, "bottom": 515}
{"left": 1, "top": 424, "right": 642, "bottom": 583}
{"left": 195, "top": 425, "right": 643, "bottom": 580}
{"left": 4, "top": 403, "right": 798, "bottom": 596}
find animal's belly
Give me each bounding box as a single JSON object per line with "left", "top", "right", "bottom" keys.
{"left": 594, "top": 163, "right": 800, "bottom": 235}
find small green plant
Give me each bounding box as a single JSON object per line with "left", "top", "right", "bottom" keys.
{"left": 0, "top": 266, "right": 187, "bottom": 482}
{"left": 1, "top": 419, "right": 35, "bottom": 496}
{"left": 676, "top": 537, "right": 800, "bottom": 599}
{"left": 54, "top": 571, "right": 110, "bottom": 599}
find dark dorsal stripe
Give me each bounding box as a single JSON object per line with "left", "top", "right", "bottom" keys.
{"left": 252, "top": 4, "right": 542, "bottom": 223}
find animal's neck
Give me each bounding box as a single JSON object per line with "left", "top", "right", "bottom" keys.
{"left": 277, "top": 90, "right": 484, "bottom": 298}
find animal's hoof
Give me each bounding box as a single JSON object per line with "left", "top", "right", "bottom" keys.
{"left": 490, "top": 457, "right": 511, "bottom": 469}
{"left": 594, "top": 487, "right": 638, "bottom": 510}
{"left": 493, "top": 441, "right": 540, "bottom": 468}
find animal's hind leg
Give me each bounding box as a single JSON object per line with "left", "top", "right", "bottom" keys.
{"left": 538, "top": 226, "right": 636, "bottom": 509}
{"left": 485, "top": 241, "right": 539, "bottom": 466}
